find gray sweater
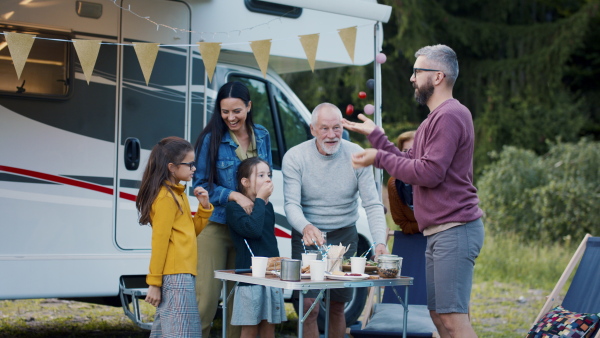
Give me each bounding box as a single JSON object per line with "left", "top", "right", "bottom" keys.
{"left": 282, "top": 139, "right": 387, "bottom": 246}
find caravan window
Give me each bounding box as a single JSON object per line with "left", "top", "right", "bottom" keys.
{"left": 228, "top": 75, "right": 282, "bottom": 168}
{"left": 271, "top": 86, "right": 311, "bottom": 151}
{"left": 0, "top": 25, "right": 70, "bottom": 98}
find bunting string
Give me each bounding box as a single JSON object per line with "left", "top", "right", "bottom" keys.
{"left": 105, "top": 0, "right": 292, "bottom": 39}
{"left": 1, "top": 24, "right": 370, "bottom": 47}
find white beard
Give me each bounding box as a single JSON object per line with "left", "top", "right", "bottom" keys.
{"left": 317, "top": 138, "right": 340, "bottom": 155}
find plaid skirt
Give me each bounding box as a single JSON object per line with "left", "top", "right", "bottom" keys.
{"left": 150, "top": 274, "right": 201, "bottom": 338}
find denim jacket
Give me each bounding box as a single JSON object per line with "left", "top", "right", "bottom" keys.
{"left": 193, "top": 124, "right": 272, "bottom": 223}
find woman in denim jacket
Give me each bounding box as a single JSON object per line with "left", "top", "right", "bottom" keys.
{"left": 193, "top": 81, "right": 272, "bottom": 338}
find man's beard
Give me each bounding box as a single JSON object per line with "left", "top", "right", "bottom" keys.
{"left": 414, "top": 78, "right": 434, "bottom": 106}
{"left": 317, "top": 138, "right": 340, "bottom": 155}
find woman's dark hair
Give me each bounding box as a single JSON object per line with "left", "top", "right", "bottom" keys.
{"left": 194, "top": 81, "right": 255, "bottom": 190}
{"left": 236, "top": 157, "right": 271, "bottom": 197}
{"left": 136, "top": 136, "right": 193, "bottom": 226}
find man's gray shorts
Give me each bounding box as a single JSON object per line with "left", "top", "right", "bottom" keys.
{"left": 425, "top": 218, "right": 484, "bottom": 314}
{"left": 292, "top": 226, "right": 358, "bottom": 302}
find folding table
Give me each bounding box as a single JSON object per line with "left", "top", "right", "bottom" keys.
{"left": 214, "top": 270, "right": 413, "bottom": 338}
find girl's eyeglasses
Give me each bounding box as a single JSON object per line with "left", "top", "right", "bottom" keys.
{"left": 177, "top": 161, "right": 196, "bottom": 169}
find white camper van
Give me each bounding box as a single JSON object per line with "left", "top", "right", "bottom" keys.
{"left": 0, "top": 0, "right": 384, "bottom": 330}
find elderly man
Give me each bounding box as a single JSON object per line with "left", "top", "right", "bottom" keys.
{"left": 344, "top": 44, "right": 484, "bottom": 338}
{"left": 282, "top": 102, "right": 388, "bottom": 338}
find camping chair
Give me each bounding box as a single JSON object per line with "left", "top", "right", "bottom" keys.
{"left": 530, "top": 234, "right": 600, "bottom": 337}
{"left": 350, "top": 230, "right": 438, "bottom": 337}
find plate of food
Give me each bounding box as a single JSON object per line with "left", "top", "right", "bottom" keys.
{"left": 342, "top": 259, "right": 378, "bottom": 272}
{"left": 326, "top": 272, "right": 370, "bottom": 280}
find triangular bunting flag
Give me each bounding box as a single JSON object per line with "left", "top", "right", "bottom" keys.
{"left": 132, "top": 42, "right": 160, "bottom": 85}
{"left": 250, "top": 39, "right": 272, "bottom": 78}
{"left": 72, "top": 39, "right": 101, "bottom": 85}
{"left": 299, "top": 34, "right": 319, "bottom": 72}
{"left": 338, "top": 26, "right": 357, "bottom": 63}
{"left": 197, "top": 42, "right": 221, "bottom": 83}
{"left": 4, "top": 32, "right": 36, "bottom": 80}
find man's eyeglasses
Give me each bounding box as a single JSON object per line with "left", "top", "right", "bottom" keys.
{"left": 413, "top": 68, "right": 442, "bottom": 76}
{"left": 177, "top": 161, "right": 196, "bottom": 169}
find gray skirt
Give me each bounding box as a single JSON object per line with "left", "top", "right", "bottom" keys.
{"left": 231, "top": 285, "right": 287, "bottom": 325}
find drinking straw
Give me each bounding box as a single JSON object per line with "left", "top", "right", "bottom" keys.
{"left": 302, "top": 239, "right": 307, "bottom": 253}
{"left": 321, "top": 244, "right": 332, "bottom": 261}
{"left": 244, "top": 239, "right": 255, "bottom": 257}
{"left": 360, "top": 242, "right": 376, "bottom": 258}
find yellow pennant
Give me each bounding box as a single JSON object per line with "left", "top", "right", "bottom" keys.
{"left": 72, "top": 39, "right": 101, "bottom": 85}
{"left": 338, "top": 26, "right": 357, "bottom": 64}
{"left": 132, "top": 42, "right": 160, "bottom": 85}
{"left": 250, "top": 39, "right": 272, "bottom": 78}
{"left": 299, "top": 34, "right": 319, "bottom": 72}
{"left": 197, "top": 42, "right": 221, "bottom": 83}
{"left": 4, "top": 32, "right": 36, "bottom": 80}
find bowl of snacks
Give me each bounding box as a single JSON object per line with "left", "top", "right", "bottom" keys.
{"left": 377, "top": 255, "right": 402, "bottom": 278}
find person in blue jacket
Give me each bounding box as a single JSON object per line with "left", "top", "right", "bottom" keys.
{"left": 193, "top": 81, "right": 272, "bottom": 338}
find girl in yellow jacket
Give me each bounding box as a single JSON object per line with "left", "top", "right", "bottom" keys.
{"left": 136, "top": 136, "right": 213, "bottom": 337}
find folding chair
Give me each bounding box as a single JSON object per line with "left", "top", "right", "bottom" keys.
{"left": 350, "top": 231, "right": 438, "bottom": 337}
{"left": 531, "top": 234, "right": 600, "bottom": 337}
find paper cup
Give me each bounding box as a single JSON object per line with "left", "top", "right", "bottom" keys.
{"left": 251, "top": 256, "right": 268, "bottom": 278}
{"left": 301, "top": 253, "right": 318, "bottom": 268}
{"left": 350, "top": 256, "right": 367, "bottom": 274}
{"left": 310, "top": 260, "right": 326, "bottom": 281}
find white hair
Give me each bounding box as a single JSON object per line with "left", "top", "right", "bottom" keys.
{"left": 311, "top": 102, "right": 342, "bottom": 125}
{"left": 415, "top": 44, "right": 459, "bottom": 86}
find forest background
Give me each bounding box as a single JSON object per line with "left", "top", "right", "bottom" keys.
{"left": 282, "top": 0, "right": 600, "bottom": 243}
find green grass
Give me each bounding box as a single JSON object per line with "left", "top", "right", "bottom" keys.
{"left": 474, "top": 231, "right": 577, "bottom": 290}
{"left": 469, "top": 231, "right": 578, "bottom": 337}
{"left": 471, "top": 281, "right": 547, "bottom": 337}
{"left": 0, "top": 298, "right": 150, "bottom": 337}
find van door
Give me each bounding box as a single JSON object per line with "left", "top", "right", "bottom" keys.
{"left": 115, "top": 0, "right": 192, "bottom": 249}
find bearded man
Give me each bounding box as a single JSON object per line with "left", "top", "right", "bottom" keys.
{"left": 343, "top": 45, "right": 485, "bottom": 338}
{"left": 282, "top": 102, "right": 388, "bottom": 338}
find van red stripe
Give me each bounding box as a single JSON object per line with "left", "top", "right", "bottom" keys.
{"left": 119, "top": 191, "right": 137, "bottom": 201}
{"left": 275, "top": 228, "right": 291, "bottom": 239}
{"left": 1, "top": 166, "right": 293, "bottom": 238}
{"left": 0, "top": 165, "right": 113, "bottom": 195}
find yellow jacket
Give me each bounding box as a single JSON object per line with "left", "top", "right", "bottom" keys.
{"left": 147, "top": 182, "right": 213, "bottom": 287}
